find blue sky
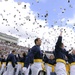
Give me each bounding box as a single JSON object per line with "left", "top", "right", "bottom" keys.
{"left": 15, "top": 0, "right": 75, "bottom": 28}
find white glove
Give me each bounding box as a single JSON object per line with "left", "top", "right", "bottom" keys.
{"left": 22, "top": 67, "right": 27, "bottom": 73}
{"left": 15, "top": 64, "right": 18, "bottom": 68}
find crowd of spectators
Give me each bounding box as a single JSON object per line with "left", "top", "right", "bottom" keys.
{"left": 0, "top": 40, "right": 29, "bottom": 57}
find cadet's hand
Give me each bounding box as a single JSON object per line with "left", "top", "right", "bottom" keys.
{"left": 72, "top": 50, "right": 75, "bottom": 55}
{"left": 68, "top": 49, "right": 72, "bottom": 54}
{"left": 60, "top": 29, "right": 63, "bottom": 36}
{"left": 22, "top": 67, "right": 27, "bottom": 73}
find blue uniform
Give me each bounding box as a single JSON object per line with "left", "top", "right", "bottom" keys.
{"left": 43, "top": 55, "right": 56, "bottom": 65}
{"left": 24, "top": 45, "right": 43, "bottom": 68}
{"left": 55, "top": 36, "right": 67, "bottom": 61}
{"left": 15, "top": 55, "right": 19, "bottom": 62}
{"left": 18, "top": 54, "right": 26, "bottom": 62}
{"left": 6, "top": 53, "right": 17, "bottom": 67}
{"left": 66, "top": 53, "right": 75, "bottom": 63}
{"left": 55, "top": 36, "right": 68, "bottom": 75}
{"left": 1, "top": 58, "right": 6, "bottom": 64}
{"left": 27, "top": 50, "right": 34, "bottom": 64}
{"left": 0, "top": 58, "right": 2, "bottom": 61}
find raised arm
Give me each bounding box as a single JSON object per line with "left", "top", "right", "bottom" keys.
{"left": 43, "top": 54, "right": 48, "bottom": 63}
{"left": 55, "top": 31, "right": 62, "bottom": 48}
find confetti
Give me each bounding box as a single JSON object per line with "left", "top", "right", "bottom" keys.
{"left": 39, "top": 25, "right": 42, "bottom": 27}
{"left": 69, "top": 4, "right": 73, "bottom": 8}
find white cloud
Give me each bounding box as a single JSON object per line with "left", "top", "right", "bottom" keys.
{"left": 0, "top": 0, "right": 47, "bottom": 47}
{"left": 0, "top": 0, "right": 75, "bottom": 51}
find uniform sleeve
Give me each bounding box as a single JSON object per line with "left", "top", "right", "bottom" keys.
{"left": 43, "top": 55, "right": 56, "bottom": 65}
{"left": 43, "top": 55, "right": 48, "bottom": 63}
{"left": 11, "top": 55, "right": 17, "bottom": 67}
{"left": 49, "top": 59, "right": 56, "bottom": 65}
{"left": 18, "top": 54, "right": 21, "bottom": 59}
{"left": 24, "top": 46, "right": 38, "bottom": 68}
{"left": 66, "top": 53, "right": 73, "bottom": 63}
{"left": 55, "top": 36, "right": 62, "bottom": 51}
{"left": 13, "top": 55, "right": 17, "bottom": 64}
{"left": 6, "top": 55, "right": 10, "bottom": 66}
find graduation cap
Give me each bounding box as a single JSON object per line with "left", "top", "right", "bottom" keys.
{"left": 19, "top": 18, "right": 21, "bottom": 20}
{"left": 14, "top": 27, "right": 15, "bottom": 29}
{"left": 17, "top": 2, "right": 21, "bottom": 5}
{"left": 3, "top": 18, "right": 5, "bottom": 20}
{"left": 62, "top": 11, "right": 64, "bottom": 13}
{"left": 28, "top": 37, "right": 29, "bottom": 39}
{"left": 3, "top": 10, "right": 6, "bottom": 12}
{"left": 74, "top": 23, "right": 75, "bottom": 26}
{"left": 29, "top": 19, "right": 31, "bottom": 21}
{"left": 41, "top": 15, "right": 43, "bottom": 17}
{"left": 39, "top": 25, "right": 42, "bottom": 28}
{"left": 32, "top": 3, "right": 34, "bottom": 5}
{"left": 45, "top": 19, "right": 47, "bottom": 21}
{"left": 51, "top": 25, "right": 53, "bottom": 27}
{"left": 36, "top": 0, "right": 39, "bottom": 3}
{"left": 54, "top": 21, "right": 57, "bottom": 24}
{"left": 33, "top": 22, "right": 35, "bottom": 25}
{"left": 8, "top": 30, "right": 10, "bottom": 32}
{"left": 67, "top": 20, "right": 69, "bottom": 22}
{"left": 15, "top": 23, "right": 18, "bottom": 25}
{"left": 69, "top": 5, "right": 73, "bottom": 8}
{"left": 26, "top": 16, "right": 30, "bottom": 20}
{"left": 64, "top": 9, "right": 66, "bottom": 11}
{"left": 37, "top": 13, "right": 40, "bottom": 17}
{"left": 14, "top": 7, "right": 16, "bottom": 8}
{"left": 5, "top": 0, "right": 8, "bottom": 1}
{"left": 73, "top": 27, "right": 74, "bottom": 29}
{"left": 60, "top": 7, "right": 62, "bottom": 9}
{"left": 24, "top": 5, "right": 26, "bottom": 9}
{"left": 21, "top": 23, "right": 23, "bottom": 26}
{"left": 68, "top": 0, "right": 70, "bottom": 3}
{"left": 65, "top": 23, "right": 67, "bottom": 25}
{"left": 44, "top": 13, "right": 48, "bottom": 17}
{"left": 14, "top": 15, "right": 16, "bottom": 18}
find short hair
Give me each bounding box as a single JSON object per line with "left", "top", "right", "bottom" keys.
{"left": 12, "top": 50, "right": 15, "bottom": 53}
{"left": 1, "top": 55, "right": 3, "bottom": 57}
{"left": 34, "top": 38, "right": 40, "bottom": 44}
{"left": 22, "top": 52, "right": 26, "bottom": 57}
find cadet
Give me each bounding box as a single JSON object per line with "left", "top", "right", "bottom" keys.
{"left": 15, "top": 52, "right": 26, "bottom": 75}
{"left": 22, "top": 38, "right": 44, "bottom": 75}
{"left": 4, "top": 50, "right": 17, "bottom": 75}
{"left": 0, "top": 55, "right": 6, "bottom": 75}
{"left": 67, "top": 50, "right": 75, "bottom": 75}
{"left": 55, "top": 31, "right": 67, "bottom": 75}
{"left": 44, "top": 53, "right": 56, "bottom": 75}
